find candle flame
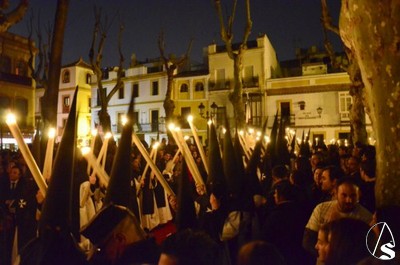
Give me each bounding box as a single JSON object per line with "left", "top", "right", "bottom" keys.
{"left": 92, "top": 129, "right": 98, "bottom": 136}
{"left": 6, "top": 113, "right": 16, "bottom": 125}
{"left": 48, "top": 128, "right": 56, "bottom": 138}
{"left": 105, "top": 132, "right": 112, "bottom": 139}
{"left": 187, "top": 115, "right": 193, "bottom": 123}
{"left": 81, "top": 147, "right": 91, "bottom": 155}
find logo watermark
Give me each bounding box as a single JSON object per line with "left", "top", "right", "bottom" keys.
{"left": 366, "top": 222, "right": 396, "bottom": 260}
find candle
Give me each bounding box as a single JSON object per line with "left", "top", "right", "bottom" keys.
{"left": 141, "top": 146, "right": 156, "bottom": 180}
{"left": 87, "top": 129, "right": 98, "bottom": 175}
{"left": 132, "top": 133, "right": 175, "bottom": 196}
{"left": 6, "top": 113, "right": 47, "bottom": 196}
{"left": 43, "top": 128, "right": 56, "bottom": 181}
{"left": 81, "top": 147, "right": 109, "bottom": 187}
{"left": 101, "top": 132, "right": 112, "bottom": 169}
{"left": 187, "top": 115, "right": 209, "bottom": 175}
{"left": 175, "top": 127, "right": 205, "bottom": 187}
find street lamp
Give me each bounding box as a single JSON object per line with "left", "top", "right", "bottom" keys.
{"left": 317, "top": 107, "right": 323, "bottom": 118}
{"left": 198, "top": 102, "right": 218, "bottom": 120}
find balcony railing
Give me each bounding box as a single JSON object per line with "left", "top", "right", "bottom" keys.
{"left": 0, "top": 72, "right": 32, "bottom": 86}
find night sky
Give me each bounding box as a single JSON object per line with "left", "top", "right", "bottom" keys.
{"left": 9, "top": 0, "right": 342, "bottom": 67}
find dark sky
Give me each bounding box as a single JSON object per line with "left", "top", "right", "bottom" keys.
{"left": 9, "top": 0, "right": 342, "bottom": 67}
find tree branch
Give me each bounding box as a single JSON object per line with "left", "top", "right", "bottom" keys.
{"left": 0, "top": 0, "right": 29, "bottom": 33}
{"left": 241, "top": 0, "right": 252, "bottom": 48}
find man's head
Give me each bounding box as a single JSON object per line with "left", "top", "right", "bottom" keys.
{"left": 9, "top": 165, "right": 22, "bottom": 182}
{"left": 320, "top": 166, "right": 343, "bottom": 193}
{"left": 81, "top": 204, "right": 146, "bottom": 263}
{"left": 336, "top": 178, "right": 360, "bottom": 213}
{"left": 347, "top": 156, "right": 360, "bottom": 175}
{"left": 271, "top": 165, "right": 289, "bottom": 184}
{"left": 158, "top": 229, "right": 220, "bottom": 265}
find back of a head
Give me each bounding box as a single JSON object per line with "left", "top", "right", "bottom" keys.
{"left": 324, "top": 218, "right": 370, "bottom": 265}
{"left": 272, "top": 165, "right": 289, "bottom": 180}
{"left": 160, "top": 229, "right": 220, "bottom": 265}
{"left": 238, "top": 240, "right": 285, "bottom": 265}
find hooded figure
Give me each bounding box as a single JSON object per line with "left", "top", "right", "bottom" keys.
{"left": 81, "top": 96, "right": 160, "bottom": 264}
{"left": 18, "top": 88, "right": 88, "bottom": 265}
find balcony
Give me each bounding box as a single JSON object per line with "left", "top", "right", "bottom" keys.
{"left": 242, "top": 76, "right": 259, "bottom": 88}
{"left": 0, "top": 72, "right": 32, "bottom": 86}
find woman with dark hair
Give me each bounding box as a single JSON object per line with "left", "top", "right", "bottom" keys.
{"left": 315, "top": 218, "right": 370, "bottom": 265}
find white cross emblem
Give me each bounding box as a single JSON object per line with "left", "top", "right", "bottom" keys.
{"left": 18, "top": 199, "right": 27, "bottom": 208}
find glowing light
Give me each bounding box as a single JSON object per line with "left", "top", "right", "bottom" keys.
{"left": 105, "top": 132, "right": 112, "bottom": 139}
{"left": 121, "top": 115, "right": 128, "bottom": 126}
{"left": 81, "top": 147, "right": 91, "bottom": 155}
{"left": 207, "top": 120, "right": 212, "bottom": 126}
{"left": 168, "top": 123, "right": 176, "bottom": 131}
{"left": 92, "top": 129, "right": 98, "bottom": 136}
{"left": 48, "top": 128, "right": 56, "bottom": 138}
{"left": 248, "top": 128, "right": 254, "bottom": 134}
{"left": 184, "top": 135, "right": 190, "bottom": 141}
{"left": 239, "top": 130, "right": 244, "bottom": 136}
{"left": 5, "top": 113, "right": 16, "bottom": 125}
{"left": 187, "top": 115, "right": 193, "bottom": 123}
{"left": 265, "top": 136, "right": 270, "bottom": 143}
{"left": 222, "top": 127, "right": 227, "bottom": 134}
{"left": 256, "top": 131, "right": 261, "bottom": 137}
{"left": 152, "top": 142, "right": 160, "bottom": 149}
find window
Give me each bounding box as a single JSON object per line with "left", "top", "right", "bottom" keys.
{"left": 15, "top": 98, "right": 28, "bottom": 127}
{"left": 246, "top": 93, "right": 262, "bottom": 126}
{"left": 132, "top": 83, "right": 139, "bottom": 98}
{"left": 62, "top": 70, "right": 70, "bottom": 83}
{"left": 16, "top": 60, "right": 27, "bottom": 76}
{"left": 63, "top": 96, "right": 70, "bottom": 113}
{"left": 118, "top": 86, "right": 124, "bottom": 99}
{"left": 0, "top": 56, "right": 11, "bottom": 73}
{"left": 216, "top": 107, "right": 226, "bottom": 126}
{"left": 152, "top": 81, "right": 159, "bottom": 95}
{"left": 216, "top": 69, "right": 225, "bottom": 89}
{"left": 151, "top": 110, "right": 159, "bottom": 132}
{"left": 88, "top": 97, "right": 91, "bottom": 110}
{"left": 0, "top": 96, "right": 10, "bottom": 112}
{"left": 181, "top": 107, "right": 191, "bottom": 127}
{"left": 86, "top": 74, "right": 91, "bottom": 84}
{"left": 339, "top": 92, "right": 352, "bottom": 120}
{"left": 195, "top": 82, "right": 204, "bottom": 91}
{"left": 180, "top": 83, "right": 189, "bottom": 93}
{"left": 243, "top": 65, "right": 254, "bottom": 83}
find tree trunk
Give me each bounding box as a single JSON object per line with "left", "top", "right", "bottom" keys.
{"left": 41, "top": 0, "right": 69, "bottom": 130}
{"left": 164, "top": 69, "right": 175, "bottom": 124}
{"left": 347, "top": 55, "right": 368, "bottom": 145}
{"left": 340, "top": 0, "right": 400, "bottom": 207}
{"left": 231, "top": 53, "right": 246, "bottom": 129}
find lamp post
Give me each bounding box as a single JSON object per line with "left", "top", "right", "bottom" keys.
{"left": 317, "top": 107, "right": 323, "bottom": 118}
{"left": 198, "top": 102, "right": 218, "bottom": 143}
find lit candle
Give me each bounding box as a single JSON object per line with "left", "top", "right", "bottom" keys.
{"left": 238, "top": 131, "right": 251, "bottom": 160}
{"left": 175, "top": 128, "right": 205, "bottom": 187}
{"left": 6, "top": 113, "right": 47, "bottom": 196}
{"left": 141, "top": 145, "right": 157, "bottom": 180}
{"left": 187, "top": 115, "right": 209, "bottom": 175}
{"left": 81, "top": 147, "right": 109, "bottom": 187}
{"left": 132, "top": 133, "right": 175, "bottom": 196}
{"left": 43, "top": 128, "right": 56, "bottom": 181}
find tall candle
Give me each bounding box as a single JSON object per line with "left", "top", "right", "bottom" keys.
{"left": 43, "top": 128, "right": 56, "bottom": 181}
{"left": 187, "top": 115, "right": 209, "bottom": 175}
{"left": 132, "top": 133, "right": 175, "bottom": 196}
{"left": 6, "top": 113, "right": 47, "bottom": 196}
{"left": 81, "top": 147, "right": 109, "bottom": 187}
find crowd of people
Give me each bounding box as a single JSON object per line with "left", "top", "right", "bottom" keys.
{"left": 0, "top": 134, "right": 399, "bottom": 265}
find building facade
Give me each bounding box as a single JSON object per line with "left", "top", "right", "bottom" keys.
{"left": 0, "top": 31, "right": 36, "bottom": 149}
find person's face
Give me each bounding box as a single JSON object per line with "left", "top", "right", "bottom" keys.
{"left": 313, "top": 168, "right": 323, "bottom": 186}
{"left": 347, "top": 158, "right": 359, "bottom": 174}
{"left": 315, "top": 230, "right": 330, "bottom": 263}
{"left": 158, "top": 253, "right": 178, "bottom": 265}
{"left": 196, "top": 184, "right": 205, "bottom": 195}
{"left": 337, "top": 183, "right": 359, "bottom": 213}
{"left": 9, "top": 167, "right": 21, "bottom": 182}
{"left": 311, "top": 155, "right": 320, "bottom": 168}
{"left": 210, "top": 193, "right": 220, "bottom": 210}
{"left": 164, "top": 153, "right": 171, "bottom": 161}
{"left": 320, "top": 170, "right": 335, "bottom": 192}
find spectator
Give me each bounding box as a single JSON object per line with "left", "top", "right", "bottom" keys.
{"left": 237, "top": 240, "right": 285, "bottom": 265}
{"left": 303, "top": 177, "right": 372, "bottom": 258}
{"left": 316, "top": 218, "right": 370, "bottom": 265}
{"left": 158, "top": 229, "right": 221, "bottom": 265}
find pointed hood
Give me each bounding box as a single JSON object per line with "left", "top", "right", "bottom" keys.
{"left": 206, "top": 122, "right": 226, "bottom": 196}
{"left": 104, "top": 96, "right": 140, "bottom": 219}
{"left": 267, "top": 112, "right": 279, "bottom": 166}
{"left": 276, "top": 115, "right": 290, "bottom": 166}
{"left": 176, "top": 159, "right": 197, "bottom": 231}
{"left": 39, "top": 88, "right": 78, "bottom": 232}
{"left": 21, "top": 88, "right": 88, "bottom": 265}
{"left": 92, "top": 131, "right": 103, "bottom": 158}
{"left": 223, "top": 118, "right": 244, "bottom": 196}
{"left": 31, "top": 121, "right": 42, "bottom": 168}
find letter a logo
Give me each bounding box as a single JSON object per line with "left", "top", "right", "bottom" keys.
{"left": 366, "top": 222, "right": 396, "bottom": 260}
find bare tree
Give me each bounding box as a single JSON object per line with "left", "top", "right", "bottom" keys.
{"left": 321, "top": 0, "right": 368, "bottom": 145}
{"left": 158, "top": 31, "right": 193, "bottom": 124}
{"left": 214, "top": 0, "right": 252, "bottom": 129}
{"left": 340, "top": 0, "right": 400, "bottom": 207}
{"left": 89, "top": 7, "right": 124, "bottom": 133}
{"left": 0, "top": 0, "right": 29, "bottom": 32}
